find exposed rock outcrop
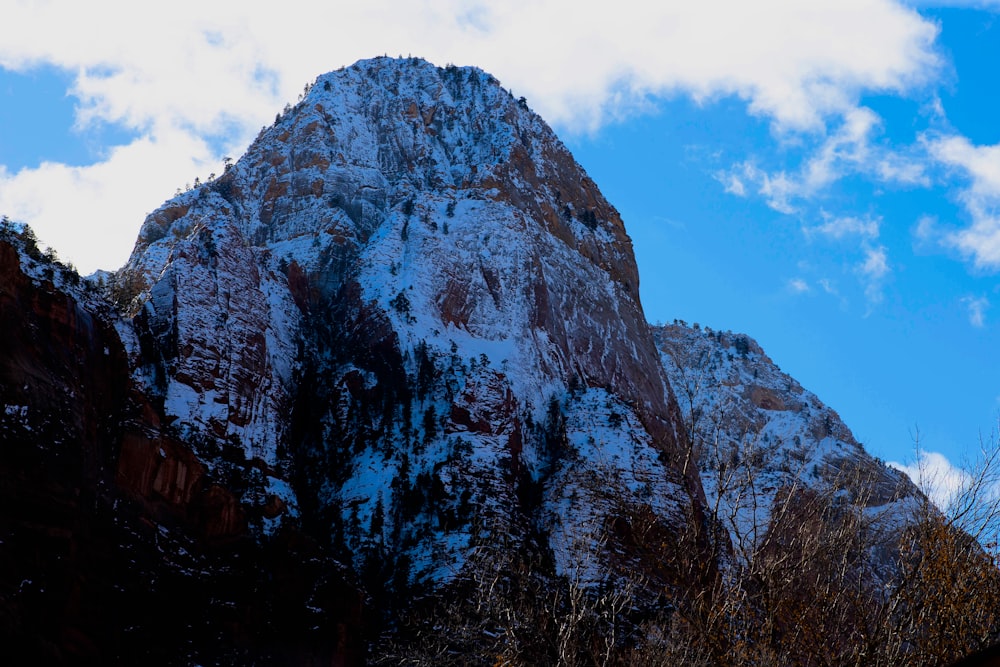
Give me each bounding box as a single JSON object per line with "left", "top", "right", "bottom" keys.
{"left": 0, "top": 227, "right": 364, "bottom": 665}
{"left": 654, "top": 323, "right": 921, "bottom": 565}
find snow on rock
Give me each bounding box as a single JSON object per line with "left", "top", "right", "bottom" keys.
{"left": 114, "top": 56, "right": 696, "bottom": 584}
{"left": 654, "top": 322, "right": 920, "bottom": 565}
{"left": 543, "top": 387, "right": 686, "bottom": 586}
{"left": 130, "top": 205, "right": 301, "bottom": 466}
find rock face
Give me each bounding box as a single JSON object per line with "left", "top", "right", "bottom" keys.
{"left": 115, "top": 56, "right": 698, "bottom": 588}
{"left": 0, "top": 225, "right": 364, "bottom": 664}
{"left": 654, "top": 323, "right": 920, "bottom": 572}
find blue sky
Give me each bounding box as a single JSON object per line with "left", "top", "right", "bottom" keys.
{"left": 1, "top": 1, "right": 998, "bottom": 502}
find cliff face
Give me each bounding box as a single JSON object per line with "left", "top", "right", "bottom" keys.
{"left": 115, "top": 56, "right": 697, "bottom": 586}
{"left": 0, "top": 239, "right": 129, "bottom": 459}
{"left": 0, "top": 226, "right": 364, "bottom": 665}
{"left": 120, "top": 57, "right": 672, "bottom": 453}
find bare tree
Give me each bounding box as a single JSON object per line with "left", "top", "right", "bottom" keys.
{"left": 371, "top": 396, "right": 1000, "bottom": 666}
{"left": 885, "top": 427, "right": 1000, "bottom": 665}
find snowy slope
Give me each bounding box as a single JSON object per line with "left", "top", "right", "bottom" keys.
{"left": 654, "top": 322, "right": 921, "bottom": 567}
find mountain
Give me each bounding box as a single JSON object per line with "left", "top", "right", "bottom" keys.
{"left": 2, "top": 57, "right": 998, "bottom": 665}
{"left": 655, "top": 322, "right": 920, "bottom": 573}
{"left": 113, "top": 55, "right": 700, "bottom": 589}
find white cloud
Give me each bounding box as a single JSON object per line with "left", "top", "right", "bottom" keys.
{"left": 927, "top": 135, "right": 1000, "bottom": 269}
{"left": 0, "top": 0, "right": 946, "bottom": 271}
{"left": 447, "top": 0, "right": 940, "bottom": 132}
{"left": 962, "top": 295, "right": 989, "bottom": 327}
{"left": 858, "top": 244, "right": 891, "bottom": 304}
{"left": 930, "top": 136, "right": 1000, "bottom": 201}
{"left": 788, "top": 278, "right": 811, "bottom": 294}
{"left": 906, "top": 0, "right": 1000, "bottom": 8}
{"left": 947, "top": 210, "right": 1000, "bottom": 269}
{"left": 890, "top": 450, "right": 970, "bottom": 511}
{"left": 809, "top": 212, "right": 882, "bottom": 240}
{"left": 0, "top": 1, "right": 941, "bottom": 134}
{"left": 0, "top": 129, "right": 220, "bottom": 273}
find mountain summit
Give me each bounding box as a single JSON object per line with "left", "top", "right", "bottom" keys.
{"left": 115, "top": 55, "right": 701, "bottom": 582}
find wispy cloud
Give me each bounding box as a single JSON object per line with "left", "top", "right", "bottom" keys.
{"left": 858, "top": 244, "right": 891, "bottom": 305}
{"left": 962, "top": 295, "right": 989, "bottom": 327}
{"left": 719, "top": 162, "right": 799, "bottom": 214}
{"left": 877, "top": 155, "right": 931, "bottom": 185}
{"left": 816, "top": 278, "right": 851, "bottom": 310}
{"left": 819, "top": 278, "right": 839, "bottom": 296}
{"left": 719, "top": 171, "right": 747, "bottom": 197}
{"left": 913, "top": 214, "right": 943, "bottom": 250}
{"left": 720, "top": 107, "right": 929, "bottom": 216}
{"left": 802, "top": 107, "right": 883, "bottom": 191}
{"left": 795, "top": 210, "right": 891, "bottom": 308}
{"left": 926, "top": 134, "right": 1000, "bottom": 269}
{"left": 716, "top": 104, "right": 928, "bottom": 312}
{"left": 808, "top": 212, "right": 882, "bottom": 240}
{"left": 788, "top": 278, "right": 811, "bottom": 294}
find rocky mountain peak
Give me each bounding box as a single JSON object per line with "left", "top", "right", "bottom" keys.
{"left": 113, "top": 56, "right": 694, "bottom": 585}
{"left": 129, "top": 56, "right": 638, "bottom": 295}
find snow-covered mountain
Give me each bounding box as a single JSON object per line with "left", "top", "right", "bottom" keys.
{"left": 4, "top": 56, "right": 985, "bottom": 665}
{"left": 655, "top": 323, "right": 920, "bottom": 572}
{"left": 114, "top": 56, "right": 697, "bottom": 585}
